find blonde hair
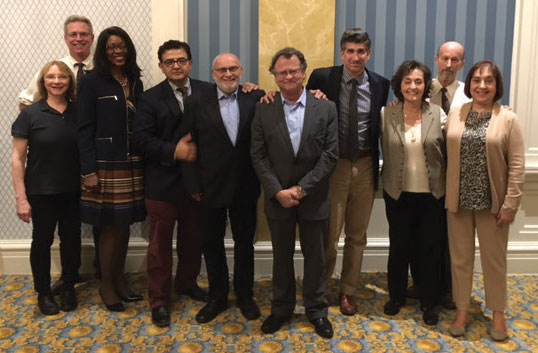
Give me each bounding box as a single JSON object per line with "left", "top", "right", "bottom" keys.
{"left": 37, "top": 61, "right": 76, "bottom": 101}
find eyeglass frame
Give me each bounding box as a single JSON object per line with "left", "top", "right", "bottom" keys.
{"left": 162, "top": 58, "right": 191, "bottom": 67}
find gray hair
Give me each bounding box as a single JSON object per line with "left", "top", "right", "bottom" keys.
{"left": 64, "top": 15, "right": 93, "bottom": 35}
{"left": 340, "top": 28, "right": 371, "bottom": 51}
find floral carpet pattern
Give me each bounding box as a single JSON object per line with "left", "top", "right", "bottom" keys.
{"left": 0, "top": 273, "right": 537, "bottom": 352}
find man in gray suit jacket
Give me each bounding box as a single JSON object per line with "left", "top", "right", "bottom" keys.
{"left": 251, "top": 47, "right": 338, "bottom": 338}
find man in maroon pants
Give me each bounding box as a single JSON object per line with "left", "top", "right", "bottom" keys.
{"left": 134, "top": 40, "right": 210, "bottom": 327}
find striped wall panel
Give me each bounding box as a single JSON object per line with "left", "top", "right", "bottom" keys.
{"left": 187, "top": 0, "right": 259, "bottom": 83}
{"left": 335, "top": 0, "right": 516, "bottom": 104}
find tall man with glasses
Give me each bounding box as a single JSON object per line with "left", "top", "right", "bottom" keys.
{"left": 19, "top": 15, "right": 95, "bottom": 110}
{"left": 181, "top": 54, "right": 265, "bottom": 323}
{"left": 306, "top": 28, "right": 390, "bottom": 315}
{"left": 252, "top": 47, "right": 338, "bottom": 338}
{"left": 134, "top": 40, "right": 212, "bottom": 327}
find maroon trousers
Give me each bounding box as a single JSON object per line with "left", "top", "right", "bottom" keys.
{"left": 145, "top": 194, "right": 203, "bottom": 308}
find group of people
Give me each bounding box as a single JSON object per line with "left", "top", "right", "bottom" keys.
{"left": 11, "top": 15, "right": 524, "bottom": 342}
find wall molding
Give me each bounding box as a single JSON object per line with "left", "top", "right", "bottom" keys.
{"left": 2, "top": 237, "right": 537, "bottom": 276}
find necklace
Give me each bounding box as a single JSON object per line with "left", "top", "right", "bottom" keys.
{"left": 114, "top": 75, "right": 128, "bottom": 87}
{"left": 405, "top": 122, "right": 419, "bottom": 143}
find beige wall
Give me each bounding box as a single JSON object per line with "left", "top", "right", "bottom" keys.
{"left": 258, "top": 0, "right": 336, "bottom": 91}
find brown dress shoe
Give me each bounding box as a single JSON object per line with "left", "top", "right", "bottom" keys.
{"left": 340, "top": 294, "right": 357, "bottom": 315}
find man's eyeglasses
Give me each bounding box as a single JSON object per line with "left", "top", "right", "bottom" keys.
{"left": 213, "top": 66, "right": 240, "bottom": 74}
{"left": 162, "top": 58, "right": 190, "bottom": 67}
{"left": 66, "top": 32, "right": 92, "bottom": 39}
{"left": 273, "top": 69, "right": 303, "bottom": 79}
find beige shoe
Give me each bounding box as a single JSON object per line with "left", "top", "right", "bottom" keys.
{"left": 449, "top": 323, "right": 465, "bottom": 337}
{"left": 489, "top": 328, "right": 508, "bottom": 341}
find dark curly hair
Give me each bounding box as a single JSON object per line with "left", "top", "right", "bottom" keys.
{"left": 391, "top": 60, "right": 432, "bottom": 102}
{"left": 93, "top": 26, "right": 141, "bottom": 80}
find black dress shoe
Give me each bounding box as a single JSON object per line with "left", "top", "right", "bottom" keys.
{"left": 383, "top": 300, "right": 403, "bottom": 316}
{"left": 195, "top": 300, "right": 227, "bottom": 323}
{"left": 406, "top": 284, "right": 420, "bottom": 299}
{"left": 99, "top": 289, "right": 125, "bottom": 312}
{"left": 151, "top": 305, "right": 170, "bottom": 327}
{"left": 117, "top": 291, "right": 143, "bottom": 303}
{"left": 179, "top": 285, "right": 209, "bottom": 302}
{"left": 237, "top": 298, "right": 261, "bottom": 320}
{"left": 423, "top": 308, "right": 439, "bottom": 326}
{"left": 59, "top": 288, "right": 78, "bottom": 312}
{"left": 310, "top": 317, "right": 334, "bottom": 339}
{"left": 261, "top": 314, "right": 290, "bottom": 334}
{"left": 38, "top": 294, "right": 59, "bottom": 315}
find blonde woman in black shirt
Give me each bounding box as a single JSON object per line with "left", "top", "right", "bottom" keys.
{"left": 11, "top": 61, "right": 80, "bottom": 316}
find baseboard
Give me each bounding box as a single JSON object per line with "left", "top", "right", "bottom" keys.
{"left": 1, "top": 238, "right": 537, "bottom": 275}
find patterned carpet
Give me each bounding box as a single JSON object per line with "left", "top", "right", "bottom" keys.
{"left": 0, "top": 273, "right": 537, "bottom": 352}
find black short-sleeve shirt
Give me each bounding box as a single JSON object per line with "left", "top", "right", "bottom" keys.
{"left": 11, "top": 100, "right": 80, "bottom": 195}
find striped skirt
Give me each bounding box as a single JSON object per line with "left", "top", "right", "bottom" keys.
{"left": 80, "top": 156, "right": 145, "bottom": 226}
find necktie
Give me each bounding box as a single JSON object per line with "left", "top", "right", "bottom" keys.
{"left": 441, "top": 87, "right": 450, "bottom": 115}
{"left": 74, "top": 63, "right": 85, "bottom": 85}
{"left": 176, "top": 87, "right": 188, "bottom": 112}
{"left": 177, "top": 86, "right": 189, "bottom": 97}
{"left": 348, "top": 79, "right": 359, "bottom": 161}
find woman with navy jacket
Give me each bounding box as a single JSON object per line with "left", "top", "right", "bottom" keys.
{"left": 77, "top": 26, "right": 144, "bottom": 311}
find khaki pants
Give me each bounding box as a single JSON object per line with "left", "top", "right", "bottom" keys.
{"left": 447, "top": 209, "right": 509, "bottom": 312}
{"left": 326, "top": 157, "right": 374, "bottom": 296}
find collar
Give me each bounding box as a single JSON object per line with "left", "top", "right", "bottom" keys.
{"left": 343, "top": 67, "right": 369, "bottom": 85}
{"left": 432, "top": 78, "right": 461, "bottom": 98}
{"left": 38, "top": 99, "right": 71, "bottom": 114}
{"left": 168, "top": 78, "right": 191, "bottom": 93}
{"left": 281, "top": 88, "right": 307, "bottom": 107}
{"left": 64, "top": 53, "right": 94, "bottom": 68}
{"left": 217, "top": 87, "right": 238, "bottom": 100}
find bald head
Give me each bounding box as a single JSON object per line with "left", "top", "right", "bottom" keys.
{"left": 212, "top": 53, "right": 243, "bottom": 95}
{"left": 435, "top": 41, "right": 465, "bottom": 87}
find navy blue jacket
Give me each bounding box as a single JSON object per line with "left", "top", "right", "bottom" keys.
{"left": 77, "top": 71, "right": 143, "bottom": 175}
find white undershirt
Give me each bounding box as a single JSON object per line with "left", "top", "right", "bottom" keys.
{"left": 403, "top": 122, "right": 430, "bottom": 193}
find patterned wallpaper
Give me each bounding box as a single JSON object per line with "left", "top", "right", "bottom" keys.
{"left": 187, "top": 0, "right": 259, "bottom": 83}
{"left": 334, "top": 0, "right": 516, "bottom": 104}
{"left": 0, "top": 0, "right": 153, "bottom": 239}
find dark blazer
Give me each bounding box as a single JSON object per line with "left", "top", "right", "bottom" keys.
{"left": 306, "top": 65, "right": 390, "bottom": 190}
{"left": 251, "top": 91, "right": 338, "bottom": 220}
{"left": 133, "top": 78, "right": 210, "bottom": 203}
{"left": 77, "top": 71, "right": 143, "bottom": 175}
{"left": 182, "top": 85, "right": 265, "bottom": 208}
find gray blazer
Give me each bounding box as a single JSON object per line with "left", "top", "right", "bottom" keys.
{"left": 380, "top": 102, "right": 447, "bottom": 200}
{"left": 251, "top": 91, "right": 338, "bottom": 220}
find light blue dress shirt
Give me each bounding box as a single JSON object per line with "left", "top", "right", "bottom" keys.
{"left": 282, "top": 89, "right": 306, "bottom": 156}
{"left": 217, "top": 88, "right": 240, "bottom": 146}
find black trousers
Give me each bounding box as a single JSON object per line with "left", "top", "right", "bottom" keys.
{"left": 27, "top": 192, "right": 81, "bottom": 294}
{"left": 266, "top": 216, "right": 328, "bottom": 320}
{"left": 201, "top": 195, "right": 258, "bottom": 304}
{"left": 383, "top": 191, "right": 444, "bottom": 308}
